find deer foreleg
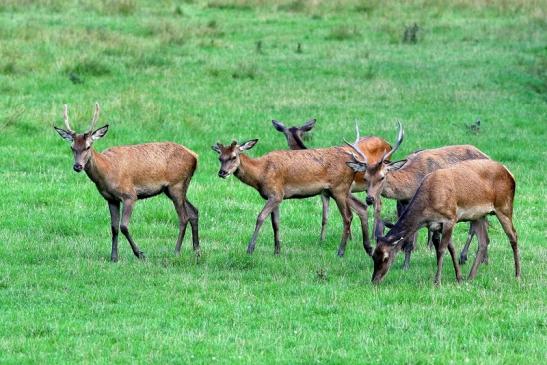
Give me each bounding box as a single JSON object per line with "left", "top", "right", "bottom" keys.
{"left": 108, "top": 200, "right": 120, "bottom": 262}
{"left": 247, "top": 197, "right": 281, "bottom": 254}
{"left": 348, "top": 195, "right": 372, "bottom": 256}
{"left": 120, "top": 199, "right": 145, "bottom": 260}
{"left": 372, "top": 198, "right": 383, "bottom": 239}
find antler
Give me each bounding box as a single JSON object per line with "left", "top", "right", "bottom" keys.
{"left": 63, "top": 104, "right": 74, "bottom": 132}
{"left": 88, "top": 102, "right": 100, "bottom": 132}
{"left": 382, "top": 120, "right": 404, "bottom": 162}
{"left": 344, "top": 122, "right": 368, "bottom": 165}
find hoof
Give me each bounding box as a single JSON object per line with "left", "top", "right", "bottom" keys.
{"left": 402, "top": 263, "right": 410, "bottom": 271}
{"left": 364, "top": 247, "right": 373, "bottom": 257}
{"left": 246, "top": 246, "right": 255, "bottom": 255}
{"left": 137, "top": 252, "right": 146, "bottom": 260}
{"left": 459, "top": 255, "right": 467, "bottom": 265}
{"left": 110, "top": 256, "right": 118, "bottom": 263}
{"left": 337, "top": 249, "right": 345, "bottom": 257}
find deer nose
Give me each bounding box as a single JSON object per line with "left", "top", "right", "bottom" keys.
{"left": 218, "top": 170, "right": 228, "bottom": 178}
{"left": 73, "top": 163, "right": 83, "bottom": 172}
{"left": 366, "top": 196, "right": 375, "bottom": 206}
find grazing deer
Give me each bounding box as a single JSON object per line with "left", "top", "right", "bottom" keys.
{"left": 370, "top": 159, "right": 519, "bottom": 284}
{"left": 212, "top": 139, "right": 371, "bottom": 256}
{"left": 54, "top": 103, "right": 200, "bottom": 261}
{"left": 345, "top": 123, "right": 490, "bottom": 269}
{"left": 272, "top": 118, "right": 392, "bottom": 244}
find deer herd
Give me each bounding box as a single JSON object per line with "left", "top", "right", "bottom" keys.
{"left": 54, "top": 103, "right": 520, "bottom": 285}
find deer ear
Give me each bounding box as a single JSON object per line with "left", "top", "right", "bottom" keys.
{"left": 272, "top": 120, "right": 285, "bottom": 132}
{"left": 300, "top": 118, "right": 316, "bottom": 132}
{"left": 211, "top": 144, "right": 221, "bottom": 154}
{"left": 54, "top": 126, "right": 74, "bottom": 142}
{"left": 346, "top": 161, "right": 367, "bottom": 172}
{"left": 91, "top": 124, "right": 108, "bottom": 141}
{"left": 386, "top": 159, "right": 407, "bottom": 171}
{"left": 239, "top": 139, "right": 258, "bottom": 151}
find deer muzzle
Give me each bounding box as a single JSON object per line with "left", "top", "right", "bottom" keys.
{"left": 73, "top": 163, "right": 83, "bottom": 172}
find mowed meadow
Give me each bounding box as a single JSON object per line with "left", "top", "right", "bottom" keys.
{"left": 0, "top": 0, "right": 546, "bottom": 363}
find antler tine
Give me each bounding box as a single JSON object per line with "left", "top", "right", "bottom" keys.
{"left": 88, "top": 102, "right": 100, "bottom": 132}
{"left": 63, "top": 104, "right": 73, "bottom": 132}
{"left": 343, "top": 122, "right": 368, "bottom": 164}
{"left": 382, "top": 120, "right": 404, "bottom": 161}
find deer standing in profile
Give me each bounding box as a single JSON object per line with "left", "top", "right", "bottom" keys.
{"left": 272, "top": 118, "right": 392, "bottom": 244}
{"left": 345, "top": 123, "right": 490, "bottom": 269}
{"left": 212, "top": 139, "right": 372, "bottom": 256}
{"left": 54, "top": 103, "right": 200, "bottom": 261}
{"left": 370, "top": 159, "right": 519, "bottom": 284}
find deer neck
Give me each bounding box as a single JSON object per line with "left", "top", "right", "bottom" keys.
{"left": 234, "top": 154, "right": 263, "bottom": 189}
{"left": 385, "top": 186, "right": 427, "bottom": 243}
{"left": 383, "top": 169, "right": 421, "bottom": 201}
{"left": 85, "top": 149, "right": 110, "bottom": 186}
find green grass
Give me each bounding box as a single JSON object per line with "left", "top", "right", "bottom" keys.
{"left": 0, "top": 0, "right": 546, "bottom": 363}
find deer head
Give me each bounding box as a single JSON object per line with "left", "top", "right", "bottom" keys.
{"left": 212, "top": 139, "right": 258, "bottom": 178}
{"left": 54, "top": 103, "right": 108, "bottom": 172}
{"left": 345, "top": 121, "right": 405, "bottom": 206}
{"left": 272, "top": 119, "right": 315, "bottom": 150}
{"left": 371, "top": 235, "right": 405, "bottom": 283}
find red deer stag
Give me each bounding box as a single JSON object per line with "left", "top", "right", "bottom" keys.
{"left": 212, "top": 139, "right": 370, "bottom": 256}
{"left": 54, "top": 103, "right": 200, "bottom": 261}
{"left": 370, "top": 159, "right": 519, "bottom": 284}
{"left": 272, "top": 118, "right": 392, "bottom": 244}
{"left": 345, "top": 123, "right": 490, "bottom": 269}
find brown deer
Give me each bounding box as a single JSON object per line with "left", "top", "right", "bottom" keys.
{"left": 345, "top": 123, "right": 490, "bottom": 269}
{"left": 212, "top": 139, "right": 372, "bottom": 256}
{"left": 54, "top": 103, "right": 200, "bottom": 261}
{"left": 272, "top": 118, "right": 392, "bottom": 243}
{"left": 370, "top": 159, "right": 519, "bottom": 284}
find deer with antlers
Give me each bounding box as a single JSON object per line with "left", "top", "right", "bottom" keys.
{"left": 271, "top": 118, "right": 392, "bottom": 244}
{"left": 345, "top": 122, "right": 491, "bottom": 269}
{"left": 54, "top": 103, "right": 200, "bottom": 261}
{"left": 212, "top": 138, "right": 376, "bottom": 256}
{"left": 370, "top": 159, "right": 519, "bottom": 284}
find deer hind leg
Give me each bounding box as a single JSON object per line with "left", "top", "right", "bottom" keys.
{"left": 331, "top": 191, "right": 352, "bottom": 257}
{"left": 320, "top": 192, "right": 330, "bottom": 241}
{"left": 108, "top": 200, "right": 121, "bottom": 262}
{"left": 348, "top": 195, "right": 372, "bottom": 256}
{"left": 166, "top": 185, "right": 190, "bottom": 255}
{"left": 120, "top": 198, "right": 145, "bottom": 259}
{"left": 447, "top": 238, "right": 463, "bottom": 283}
{"left": 468, "top": 219, "right": 489, "bottom": 281}
{"left": 434, "top": 222, "right": 457, "bottom": 285}
{"left": 271, "top": 206, "right": 281, "bottom": 255}
{"left": 402, "top": 233, "right": 417, "bottom": 271}
{"left": 247, "top": 197, "right": 282, "bottom": 254}
{"left": 459, "top": 222, "right": 476, "bottom": 265}
{"left": 495, "top": 212, "right": 520, "bottom": 278}
{"left": 395, "top": 201, "right": 415, "bottom": 270}
{"left": 184, "top": 199, "right": 200, "bottom": 253}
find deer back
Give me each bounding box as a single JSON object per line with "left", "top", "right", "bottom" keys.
{"left": 385, "top": 144, "right": 490, "bottom": 200}
{"left": 91, "top": 142, "right": 197, "bottom": 198}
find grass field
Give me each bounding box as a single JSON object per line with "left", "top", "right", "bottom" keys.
{"left": 0, "top": 0, "right": 546, "bottom": 363}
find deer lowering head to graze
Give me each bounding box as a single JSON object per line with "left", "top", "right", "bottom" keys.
{"left": 212, "top": 139, "right": 371, "bottom": 256}
{"left": 345, "top": 123, "right": 491, "bottom": 269}
{"left": 54, "top": 103, "right": 200, "bottom": 261}
{"left": 371, "top": 159, "right": 519, "bottom": 285}
{"left": 272, "top": 118, "right": 392, "bottom": 244}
